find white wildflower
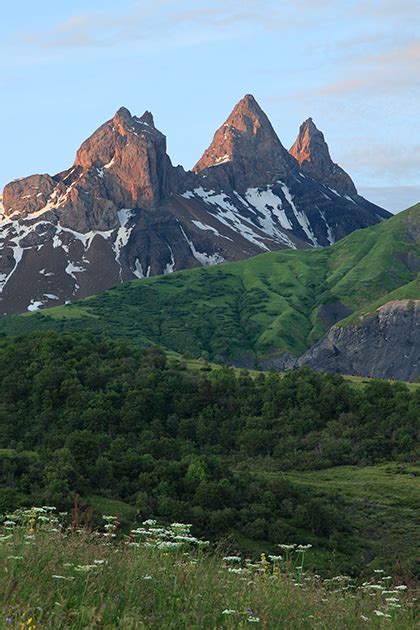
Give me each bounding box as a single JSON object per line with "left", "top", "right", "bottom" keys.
{"left": 278, "top": 544, "right": 296, "bottom": 550}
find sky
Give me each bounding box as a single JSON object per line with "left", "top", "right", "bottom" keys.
{"left": 1, "top": 0, "right": 419, "bottom": 213}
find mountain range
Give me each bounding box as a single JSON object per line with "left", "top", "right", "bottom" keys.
{"left": 0, "top": 94, "right": 389, "bottom": 316}
{"left": 1, "top": 202, "right": 418, "bottom": 381}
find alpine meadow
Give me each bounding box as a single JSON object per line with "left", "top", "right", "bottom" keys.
{"left": 0, "top": 0, "right": 419, "bottom": 628}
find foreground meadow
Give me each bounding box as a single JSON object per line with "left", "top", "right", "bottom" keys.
{"left": 1, "top": 508, "right": 417, "bottom": 629}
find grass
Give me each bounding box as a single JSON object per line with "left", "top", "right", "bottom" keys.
{"left": 0, "top": 205, "right": 418, "bottom": 366}
{"left": 285, "top": 464, "right": 420, "bottom": 578}
{"left": 1, "top": 511, "right": 417, "bottom": 629}
{"left": 231, "top": 462, "right": 420, "bottom": 580}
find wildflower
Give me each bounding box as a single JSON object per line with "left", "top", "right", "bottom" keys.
{"left": 142, "top": 575, "right": 153, "bottom": 580}
{"left": 196, "top": 540, "right": 210, "bottom": 548}
{"left": 278, "top": 544, "right": 296, "bottom": 550}
{"left": 52, "top": 575, "right": 75, "bottom": 580}
{"left": 222, "top": 610, "right": 237, "bottom": 615}
{"left": 93, "top": 560, "right": 107, "bottom": 565}
{"left": 3, "top": 520, "right": 17, "bottom": 527}
{"left": 394, "top": 585, "right": 408, "bottom": 591}
{"left": 296, "top": 544, "right": 312, "bottom": 551}
{"left": 102, "top": 515, "right": 117, "bottom": 522}
{"left": 360, "top": 615, "right": 369, "bottom": 621}
{"left": 73, "top": 564, "right": 98, "bottom": 572}
{"left": 142, "top": 519, "right": 157, "bottom": 526}
{"left": 373, "top": 569, "right": 385, "bottom": 574}
{"left": 7, "top": 555, "right": 24, "bottom": 560}
{"left": 247, "top": 617, "right": 260, "bottom": 623}
{"left": 269, "top": 555, "right": 282, "bottom": 562}
{"left": 223, "top": 556, "right": 241, "bottom": 563}
{"left": 374, "top": 610, "right": 385, "bottom": 617}
{"left": 364, "top": 584, "right": 383, "bottom": 590}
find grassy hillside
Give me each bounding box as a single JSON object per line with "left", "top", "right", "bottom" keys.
{"left": 0, "top": 204, "right": 418, "bottom": 364}
{"left": 1, "top": 510, "right": 417, "bottom": 629}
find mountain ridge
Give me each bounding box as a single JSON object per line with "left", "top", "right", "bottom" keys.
{"left": 1, "top": 202, "right": 417, "bottom": 381}
{"left": 0, "top": 95, "right": 390, "bottom": 317}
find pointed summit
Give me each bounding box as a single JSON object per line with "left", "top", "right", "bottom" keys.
{"left": 290, "top": 118, "right": 357, "bottom": 195}
{"left": 138, "top": 110, "right": 155, "bottom": 127}
{"left": 193, "top": 94, "right": 294, "bottom": 190}
{"left": 69, "top": 106, "right": 176, "bottom": 215}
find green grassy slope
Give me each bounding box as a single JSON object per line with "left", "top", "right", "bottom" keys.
{"left": 2, "top": 515, "right": 417, "bottom": 629}
{"left": 1, "top": 204, "right": 418, "bottom": 362}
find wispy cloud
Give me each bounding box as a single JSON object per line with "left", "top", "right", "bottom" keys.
{"left": 339, "top": 142, "right": 420, "bottom": 187}
{"left": 291, "top": 38, "right": 420, "bottom": 98}
{"left": 16, "top": 1, "right": 288, "bottom": 51}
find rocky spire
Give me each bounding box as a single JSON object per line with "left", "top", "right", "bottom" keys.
{"left": 289, "top": 118, "right": 357, "bottom": 195}
{"left": 73, "top": 106, "right": 175, "bottom": 209}
{"left": 193, "top": 94, "right": 295, "bottom": 190}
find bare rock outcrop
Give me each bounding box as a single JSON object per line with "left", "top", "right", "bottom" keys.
{"left": 293, "top": 299, "right": 420, "bottom": 381}
{"left": 290, "top": 118, "right": 357, "bottom": 196}
{"left": 193, "top": 94, "right": 296, "bottom": 191}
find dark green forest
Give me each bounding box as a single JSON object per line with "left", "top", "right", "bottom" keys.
{"left": 1, "top": 332, "right": 419, "bottom": 576}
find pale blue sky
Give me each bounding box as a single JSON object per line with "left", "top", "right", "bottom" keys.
{"left": 1, "top": 0, "right": 419, "bottom": 212}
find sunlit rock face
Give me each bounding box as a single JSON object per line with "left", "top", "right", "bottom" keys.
{"left": 289, "top": 117, "right": 357, "bottom": 196}
{"left": 0, "top": 95, "right": 390, "bottom": 316}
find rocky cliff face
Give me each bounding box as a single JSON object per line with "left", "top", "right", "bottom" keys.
{"left": 0, "top": 95, "right": 391, "bottom": 316}
{"left": 292, "top": 300, "right": 420, "bottom": 381}
{"left": 193, "top": 94, "right": 295, "bottom": 191}
{"left": 289, "top": 118, "right": 357, "bottom": 195}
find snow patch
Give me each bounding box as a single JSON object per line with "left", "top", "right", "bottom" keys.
{"left": 191, "top": 220, "right": 232, "bottom": 241}
{"left": 65, "top": 262, "right": 85, "bottom": 280}
{"left": 164, "top": 245, "right": 176, "bottom": 274}
{"left": 27, "top": 300, "right": 44, "bottom": 312}
{"left": 179, "top": 223, "right": 224, "bottom": 266}
{"left": 280, "top": 184, "right": 318, "bottom": 246}
{"left": 245, "top": 187, "right": 294, "bottom": 231}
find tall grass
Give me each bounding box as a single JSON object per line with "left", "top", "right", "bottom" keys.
{"left": 0, "top": 508, "right": 417, "bottom": 629}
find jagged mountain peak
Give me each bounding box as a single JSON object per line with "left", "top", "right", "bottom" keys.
{"left": 193, "top": 94, "right": 294, "bottom": 189}
{"left": 3, "top": 106, "right": 176, "bottom": 225}
{"left": 228, "top": 93, "right": 267, "bottom": 120}
{"left": 289, "top": 118, "right": 357, "bottom": 196}
{"left": 113, "top": 106, "right": 132, "bottom": 123}
{"left": 138, "top": 110, "right": 155, "bottom": 127}
{"left": 0, "top": 97, "right": 391, "bottom": 318}
{"left": 113, "top": 107, "right": 157, "bottom": 133}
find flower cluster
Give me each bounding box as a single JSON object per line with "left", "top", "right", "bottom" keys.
{"left": 128, "top": 519, "right": 210, "bottom": 551}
